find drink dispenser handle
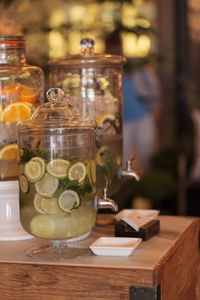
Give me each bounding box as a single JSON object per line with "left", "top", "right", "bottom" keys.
{"left": 119, "top": 156, "right": 140, "bottom": 181}
{"left": 96, "top": 180, "right": 118, "bottom": 212}
{"left": 80, "top": 38, "right": 95, "bottom": 56}
{"left": 46, "top": 87, "right": 64, "bottom": 103}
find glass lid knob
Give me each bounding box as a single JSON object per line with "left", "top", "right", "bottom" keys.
{"left": 46, "top": 88, "right": 64, "bottom": 103}
{"left": 80, "top": 37, "right": 94, "bottom": 56}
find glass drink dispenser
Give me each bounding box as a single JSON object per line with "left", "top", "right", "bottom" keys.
{"left": 17, "top": 88, "right": 118, "bottom": 260}
{"left": 48, "top": 38, "right": 139, "bottom": 202}
{"left": 0, "top": 36, "right": 44, "bottom": 240}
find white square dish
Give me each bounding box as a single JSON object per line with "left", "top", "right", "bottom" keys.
{"left": 115, "top": 209, "right": 160, "bottom": 221}
{"left": 89, "top": 237, "right": 142, "bottom": 257}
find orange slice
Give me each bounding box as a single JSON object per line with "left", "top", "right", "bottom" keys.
{"left": 20, "top": 85, "right": 37, "bottom": 103}
{"left": 16, "top": 101, "right": 33, "bottom": 108}
{"left": 0, "top": 102, "right": 32, "bottom": 123}
{"left": 1, "top": 83, "right": 22, "bottom": 95}
{"left": 0, "top": 144, "right": 18, "bottom": 160}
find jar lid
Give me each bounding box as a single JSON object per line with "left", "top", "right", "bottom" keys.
{"left": 17, "top": 88, "right": 96, "bottom": 131}
{"left": 0, "top": 36, "right": 25, "bottom": 50}
{"left": 0, "top": 36, "right": 24, "bottom": 42}
{"left": 49, "top": 37, "right": 126, "bottom": 68}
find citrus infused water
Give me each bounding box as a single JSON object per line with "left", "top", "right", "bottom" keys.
{"left": 19, "top": 152, "right": 96, "bottom": 240}
{"left": 69, "top": 95, "right": 122, "bottom": 196}
{"left": 95, "top": 106, "right": 122, "bottom": 196}
{"left": 96, "top": 134, "right": 122, "bottom": 196}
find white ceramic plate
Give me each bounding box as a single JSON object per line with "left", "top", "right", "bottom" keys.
{"left": 114, "top": 209, "right": 160, "bottom": 221}
{"left": 89, "top": 237, "right": 142, "bottom": 257}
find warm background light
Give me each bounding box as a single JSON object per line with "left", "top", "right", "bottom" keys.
{"left": 0, "top": 0, "right": 156, "bottom": 66}
{"left": 122, "top": 33, "right": 151, "bottom": 57}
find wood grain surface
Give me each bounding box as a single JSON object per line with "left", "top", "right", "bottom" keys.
{"left": 0, "top": 264, "right": 154, "bottom": 300}
{"left": 0, "top": 215, "right": 199, "bottom": 300}
{"left": 155, "top": 219, "right": 200, "bottom": 300}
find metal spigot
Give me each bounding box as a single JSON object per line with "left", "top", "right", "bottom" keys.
{"left": 97, "top": 181, "right": 118, "bottom": 212}
{"left": 120, "top": 156, "right": 140, "bottom": 181}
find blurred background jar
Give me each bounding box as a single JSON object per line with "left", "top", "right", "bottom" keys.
{"left": 0, "top": 36, "right": 44, "bottom": 180}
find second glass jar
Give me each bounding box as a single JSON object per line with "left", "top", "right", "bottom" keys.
{"left": 0, "top": 36, "right": 44, "bottom": 180}
{"left": 48, "top": 38, "right": 126, "bottom": 198}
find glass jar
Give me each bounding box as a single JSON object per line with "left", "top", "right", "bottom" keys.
{"left": 0, "top": 36, "right": 44, "bottom": 180}
{"left": 48, "top": 38, "right": 126, "bottom": 198}
{"left": 17, "top": 88, "right": 98, "bottom": 259}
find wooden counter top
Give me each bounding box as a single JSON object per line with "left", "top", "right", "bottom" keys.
{"left": 0, "top": 215, "right": 200, "bottom": 300}
{"left": 0, "top": 215, "right": 195, "bottom": 269}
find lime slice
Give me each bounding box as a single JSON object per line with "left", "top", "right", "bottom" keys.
{"left": 41, "top": 197, "right": 60, "bottom": 215}
{"left": 58, "top": 190, "right": 80, "bottom": 213}
{"left": 97, "top": 113, "right": 116, "bottom": 127}
{"left": 30, "top": 215, "right": 55, "bottom": 239}
{"left": 19, "top": 175, "right": 29, "bottom": 193}
{"left": 33, "top": 193, "right": 46, "bottom": 214}
{"left": 95, "top": 145, "right": 109, "bottom": 166}
{"left": 68, "top": 162, "right": 86, "bottom": 183}
{"left": 89, "top": 160, "right": 96, "bottom": 184}
{"left": 35, "top": 173, "right": 59, "bottom": 198}
{"left": 31, "top": 157, "right": 45, "bottom": 176}
{"left": 24, "top": 160, "right": 43, "bottom": 182}
{"left": 47, "top": 159, "right": 69, "bottom": 179}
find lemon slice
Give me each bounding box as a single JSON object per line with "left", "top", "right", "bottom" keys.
{"left": 35, "top": 173, "right": 59, "bottom": 198}
{"left": 41, "top": 197, "right": 60, "bottom": 215}
{"left": 97, "top": 113, "right": 116, "bottom": 127}
{"left": 58, "top": 190, "right": 80, "bottom": 213}
{"left": 30, "top": 215, "right": 55, "bottom": 238}
{"left": 68, "top": 162, "right": 86, "bottom": 183}
{"left": 31, "top": 157, "right": 45, "bottom": 175}
{"left": 89, "top": 160, "right": 96, "bottom": 184}
{"left": 19, "top": 175, "right": 29, "bottom": 193}
{"left": 47, "top": 159, "right": 69, "bottom": 179}
{"left": 33, "top": 193, "right": 46, "bottom": 214}
{"left": 95, "top": 145, "right": 109, "bottom": 166}
{"left": 24, "top": 160, "right": 43, "bottom": 182}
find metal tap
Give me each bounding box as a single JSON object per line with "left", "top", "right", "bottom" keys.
{"left": 120, "top": 155, "right": 140, "bottom": 181}
{"left": 96, "top": 181, "right": 118, "bottom": 212}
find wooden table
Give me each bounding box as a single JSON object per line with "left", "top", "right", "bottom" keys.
{"left": 0, "top": 215, "right": 200, "bottom": 300}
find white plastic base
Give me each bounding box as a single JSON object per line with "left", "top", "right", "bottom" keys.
{"left": 0, "top": 180, "right": 32, "bottom": 241}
